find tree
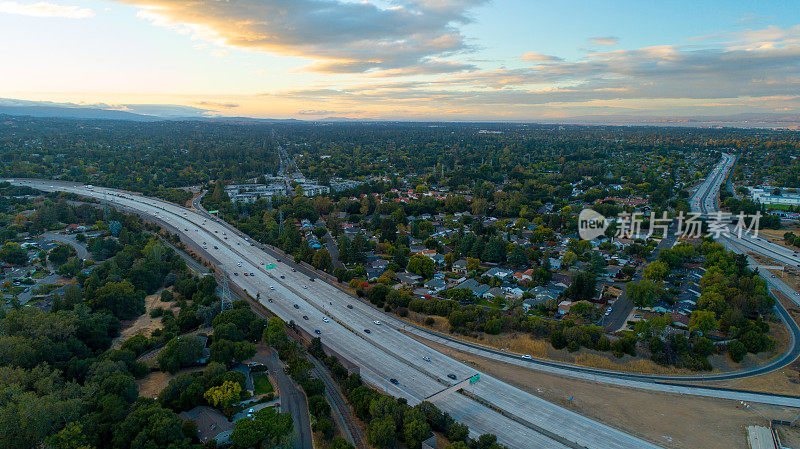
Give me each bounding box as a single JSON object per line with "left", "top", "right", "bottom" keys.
{"left": 89, "top": 280, "right": 144, "bottom": 320}
{"left": 689, "top": 310, "right": 718, "bottom": 335}
{"left": 312, "top": 248, "right": 332, "bottom": 271}
{"left": 204, "top": 380, "right": 242, "bottom": 409}
{"left": 403, "top": 409, "right": 432, "bottom": 449}
{"left": 0, "top": 242, "right": 27, "bottom": 266}
{"left": 263, "top": 316, "right": 288, "bottom": 348}
{"left": 210, "top": 339, "right": 256, "bottom": 366}
{"left": 48, "top": 244, "right": 76, "bottom": 265}
{"left": 113, "top": 399, "right": 188, "bottom": 449}
{"left": 407, "top": 254, "right": 434, "bottom": 279}
{"left": 626, "top": 280, "right": 663, "bottom": 308}
{"left": 565, "top": 271, "right": 597, "bottom": 301}
{"left": 561, "top": 251, "right": 577, "bottom": 269}
{"left": 157, "top": 335, "right": 204, "bottom": 373}
{"left": 643, "top": 260, "right": 669, "bottom": 281}
{"left": 231, "top": 407, "right": 292, "bottom": 449}
{"left": 367, "top": 415, "right": 396, "bottom": 448}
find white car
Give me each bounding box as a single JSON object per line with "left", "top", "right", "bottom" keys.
{"left": 270, "top": 286, "right": 275, "bottom": 290}
{"left": 373, "top": 320, "right": 382, "bottom": 325}
{"left": 303, "top": 285, "right": 308, "bottom": 289}
{"left": 521, "top": 355, "right": 532, "bottom": 360}
{"left": 322, "top": 317, "right": 330, "bottom": 323}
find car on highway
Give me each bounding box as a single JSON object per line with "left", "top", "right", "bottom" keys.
{"left": 447, "top": 374, "right": 457, "bottom": 380}
{"left": 270, "top": 286, "right": 275, "bottom": 290}
{"left": 347, "top": 304, "right": 353, "bottom": 309}
{"left": 293, "top": 304, "right": 299, "bottom": 309}
{"left": 521, "top": 355, "right": 532, "bottom": 360}
{"left": 314, "top": 329, "right": 321, "bottom": 335}
{"left": 390, "top": 378, "right": 399, "bottom": 385}
{"left": 423, "top": 356, "right": 431, "bottom": 362}
{"left": 302, "top": 315, "right": 308, "bottom": 320}
{"left": 373, "top": 320, "right": 382, "bottom": 325}
{"left": 267, "top": 298, "right": 273, "bottom": 303}
{"left": 233, "top": 272, "right": 238, "bottom": 276}
{"left": 280, "top": 275, "right": 285, "bottom": 279}
{"left": 243, "top": 273, "right": 248, "bottom": 276}
{"left": 309, "top": 278, "right": 315, "bottom": 282}
{"left": 303, "top": 285, "right": 308, "bottom": 289}
{"left": 237, "top": 262, "right": 242, "bottom": 267}
{"left": 292, "top": 268, "right": 296, "bottom": 272}
{"left": 213, "top": 246, "right": 218, "bottom": 249}
{"left": 322, "top": 317, "right": 329, "bottom": 323}
{"left": 250, "top": 272, "right": 254, "bottom": 276}
{"left": 364, "top": 329, "right": 371, "bottom": 334}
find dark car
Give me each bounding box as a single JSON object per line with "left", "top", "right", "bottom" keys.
{"left": 280, "top": 275, "right": 285, "bottom": 279}
{"left": 364, "top": 329, "right": 371, "bottom": 334}
{"left": 302, "top": 315, "right": 309, "bottom": 320}
{"left": 291, "top": 268, "right": 296, "bottom": 272}
{"left": 267, "top": 298, "right": 273, "bottom": 303}
{"left": 213, "top": 245, "right": 218, "bottom": 249}
{"left": 309, "top": 278, "right": 315, "bottom": 282}
{"left": 314, "top": 329, "right": 321, "bottom": 335}
{"left": 390, "top": 378, "right": 399, "bottom": 385}
{"left": 233, "top": 272, "right": 238, "bottom": 276}
{"left": 447, "top": 374, "right": 457, "bottom": 380}
{"left": 294, "top": 304, "right": 300, "bottom": 309}
{"left": 347, "top": 304, "right": 354, "bottom": 309}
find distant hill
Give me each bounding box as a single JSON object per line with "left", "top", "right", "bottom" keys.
{"left": 0, "top": 104, "right": 158, "bottom": 121}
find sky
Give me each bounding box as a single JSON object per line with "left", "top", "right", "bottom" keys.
{"left": 1, "top": 0, "right": 800, "bottom": 121}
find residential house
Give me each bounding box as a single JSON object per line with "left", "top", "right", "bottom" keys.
{"left": 484, "top": 267, "right": 512, "bottom": 280}
{"left": 424, "top": 278, "right": 447, "bottom": 293}
{"left": 396, "top": 272, "right": 423, "bottom": 287}
{"left": 456, "top": 279, "right": 490, "bottom": 297}
{"left": 452, "top": 259, "right": 468, "bottom": 274}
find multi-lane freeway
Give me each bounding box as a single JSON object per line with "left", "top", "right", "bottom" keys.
{"left": 10, "top": 179, "right": 662, "bottom": 449}
{"left": 13, "top": 165, "right": 800, "bottom": 448}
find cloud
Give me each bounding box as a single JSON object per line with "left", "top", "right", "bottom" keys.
{"left": 298, "top": 109, "right": 338, "bottom": 115}
{"left": 0, "top": 1, "right": 94, "bottom": 18}
{"left": 520, "top": 52, "right": 563, "bottom": 63}
{"left": 196, "top": 101, "right": 239, "bottom": 109}
{"left": 589, "top": 36, "right": 619, "bottom": 46}
{"left": 117, "top": 103, "right": 212, "bottom": 117}
{"left": 268, "top": 25, "right": 800, "bottom": 116}
{"left": 117, "top": 0, "right": 486, "bottom": 74}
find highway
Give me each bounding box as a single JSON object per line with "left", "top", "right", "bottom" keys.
{"left": 9, "top": 179, "right": 663, "bottom": 449}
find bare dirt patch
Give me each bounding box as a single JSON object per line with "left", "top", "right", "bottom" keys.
{"left": 111, "top": 289, "right": 180, "bottom": 350}
{"left": 416, "top": 334, "right": 799, "bottom": 449}
{"left": 136, "top": 366, "right": 204, "bottom": 398}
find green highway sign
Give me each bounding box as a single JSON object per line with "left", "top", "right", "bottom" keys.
{"left": 469, "top": 374, "right": 480, "bottom": 384}
{"left": 264, "top": 264, "right": 276, "bottom": 269}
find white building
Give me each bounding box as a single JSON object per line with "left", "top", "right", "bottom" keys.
{"left": 225, "top": 183, "right": 288, "bottom": 203}
{"left": 750, "top": 187, "right": 800, "bottom": 206}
